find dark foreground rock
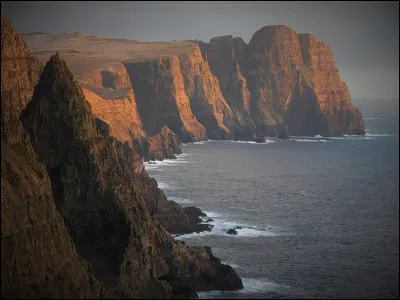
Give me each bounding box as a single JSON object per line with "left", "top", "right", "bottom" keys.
{"left": 184, "top": 206, "right": 208, "bottom": 221}
{"left": 165, "top": 247, "right": 243, "bottom": 294}
{"left": 227, "top": 228, "right": 238, "bottom": 235}
{"left": 227, "top": 226, "right": 243, "bottom": 235}
{"left": 137, "top": 171, "right": 215, "bottom": 236}
{"left": 1, "top": 17, "right": 104, "bottom": 298}
{"left": 14, "top": 36, "right": 242, "bottom": 297}
{"left": 278, "top": 125, "right": 289, "bottom": 139}
{"left": 255, "top": 137, "right": 265, "bottom": 143}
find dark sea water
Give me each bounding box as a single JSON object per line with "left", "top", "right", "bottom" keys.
{"left": 145, "top": 115, "right": 399, "bottom": 299}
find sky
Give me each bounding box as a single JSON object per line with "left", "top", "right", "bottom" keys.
{"left": 1, "top": 1, "right": 399, "bottom": 102}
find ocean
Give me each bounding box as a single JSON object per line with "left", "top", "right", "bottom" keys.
{"left": 144, "top": 115, "right": 399, "bottom": 299}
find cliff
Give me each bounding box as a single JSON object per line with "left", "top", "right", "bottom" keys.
{"left": 200, "top": 25, "right": 365, "bottom": 136}
{"left": 2, "top": 16, "right": 242, "bottom": 298}
{"left": 21, "top": 32, "right": 201, "bottom": 148}
{"left": 22, "top": 26, "right": 364, "bottom": 143}
{"left": 80, "top": 67, "right": 184, "bottom": 162}
{"left": 19, "top": 50, "right": 243, "bottom": 297}
{"left": 1, "top": 16, "right": 103, "bottom": 299}
{"left": 123, "top": 55, "right": 208, "bottom": 142}
{"left": 197, "top": 36, "right": 257, "bottom": 140}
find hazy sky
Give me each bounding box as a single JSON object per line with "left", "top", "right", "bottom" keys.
{"left": 2, "top": 1, "right": 399, "bottom": 102}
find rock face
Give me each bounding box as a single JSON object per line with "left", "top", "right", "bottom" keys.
{"left": 198, "top": 36, "right": 257, "bottom": 140}
{"left": 145, "top": 125, "right": 182, "bottom": 161}
{"left": 1, "top": 17, "right": 43, "bottom": 149}
{"left": 80, "top": 63, "right": 184, "bottom": 162}
{"left": 82, "top": 87, "right": 180, "bottom": 163}
{"left": 124, "top": 44, "right": 255, "bottom": 142}
{"left": 198, "top": 25, "right": 365, "bottom": 137}
{"left": 19, "top": 50, "right": 243, "bottom": 297}
{"left": 178, "top": 45, "right": 238, "bottom": 139}
{"left": 137, "top": 171, "right": 213, "bottom": 236}
{"left": 278, "top": 124, "right": 289, "bottom": 140}
{"left": 123, "top": 56, "right": 208, "bottom": 143}
{"left": 1, "top": 142, "right": 104, "bottom": 299}
{"left": 22, "top": 26, "right": 364, "bottom": 145}
{"left": 1, "top": 16, "right": 103, "bottom": 299}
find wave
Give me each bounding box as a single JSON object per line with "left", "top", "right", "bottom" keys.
{"left": 157, "top": 182, "right": 170, "bottom": 190}
{"left": 364, "top": 117, "right": 383, "bottom": 120}
{"left": 327, "top": 133, "right": 396, "bottom": 140}
{"left": 227, "top": 139, "right": 276, "bottom": 145}
{"left": 198, "top": 278, "right": 288, "bottom": 298}
{"left": 144, "top": 164, "right": 162, "bottom": 170}
{"left": 167, "top": 196, "right": 194, "bottom": 204}
{"left": 314, "top": 134, "right": 323, "bottom": 138}
{"left": 174, "top": 211, "right": 289, "bottom": 240}
{"left": 144, "top": 158, "right": 190, "bottom": 170}
{"left": 221, "top": 262, "right": 240, "bottom": 269}
{"left": 202, "top": 211, "right": 222, "bottom": 218}
{"left": 342, "top": 134, "right": 376, "bottom": 140}
{"left": 241, "top": 278, "right": 286, "bottom": 294}
{"left": 292, "top": 139, "right": 328, "bottom": 143}
{"left": 193, "top": 141, "right": 208, "bottom": 145}
{"left": 365, "top": 132, "right": 393, "bottom": 137}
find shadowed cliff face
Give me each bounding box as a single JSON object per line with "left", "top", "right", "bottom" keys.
{"left": 124, "top": 45, "right": 250, "bottom": 141}
{"left": 82, "top": 86, "right": 183, "bottom": 162}
{"left": 198, "top": 36, "right": 257, "bottom": 140}
{"left": 1, "top": 16, "right": 103, "bottom": 299}
{"left": 1, "top": 142, "right": 104, "bottom": 299}
{"left": 123, "top": 57, "right": 208, "bottom": 143}
{"left": 145, "top": 125, "right": 182, "bottom": 161}
{"left": 20, "top": 51, "right": 243, "bottom": 297}
{"left": 178, "top": 45, "right": 238, "bottom": 139}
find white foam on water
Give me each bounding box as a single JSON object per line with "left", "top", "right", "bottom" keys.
{"left": 264, "top": 138, "right": 276, "bottom": 143}
{"left": 201, "top": 211, "right": 222, "bottom": 218}
{"left": 198, "top": 278, "right": 287, "bottom": 298}
{"left": 144, "top": 164, "right": 162, "bottom": 170}
{"left": 144, "top": 154, "right": 193, "bottom": 172}
{"left": 314, "top": 134, "right": 323, "bottom": 138}
{"left": 241, "top": 278, "right": 286, "bottom": 294}
{"left": 160, "top": 159, "right": 189, "bottom": 164}
{"left": 174, "top": 211, "right": 286, "bottom": 240}
{"left": 193, "top": 141, "right": 209, "bottom": 145}
{"left": 220, "top": 261, "right": 240, "bottom": 269}
{"left": 326, "top": 133, "right": 395, "bottom": 140}
{"left": 364, "top": 117, "right": 383, "bottom": 120}
{"left": 157, "top": 182, "right": 170, "bottom": 190}
{"left": 342, "top": 135, "right": 376, "bottom": 140}
{"left": 365, "top": 132, "right": 393, "bottom": 137}
{"left": 225, "top": 263, "right": 240, "bottom": 269}
{"left": 230, "top": 140, "right": 259, "bottom": 144}
{"left": 234, "top": 227, "right": 278, "bottom": 237}
{"left": 292, "top": 139, "right": 328, "bottom": 143}
{"left": 227, "top": 139, "right": 276, "bottom": 145}
{"left": 167, "top": 196, "right": 194, "bottom": 204}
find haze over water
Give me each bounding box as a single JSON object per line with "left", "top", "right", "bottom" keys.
{"left": 145, "top": 105, "right": 399, "bottom": 299}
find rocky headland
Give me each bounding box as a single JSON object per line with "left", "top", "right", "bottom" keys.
{"left": 21, "top": 24, "right": 365, "bottom": 149}
{"left": 1, "top": 17, "right": 242, "bottom": 299}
